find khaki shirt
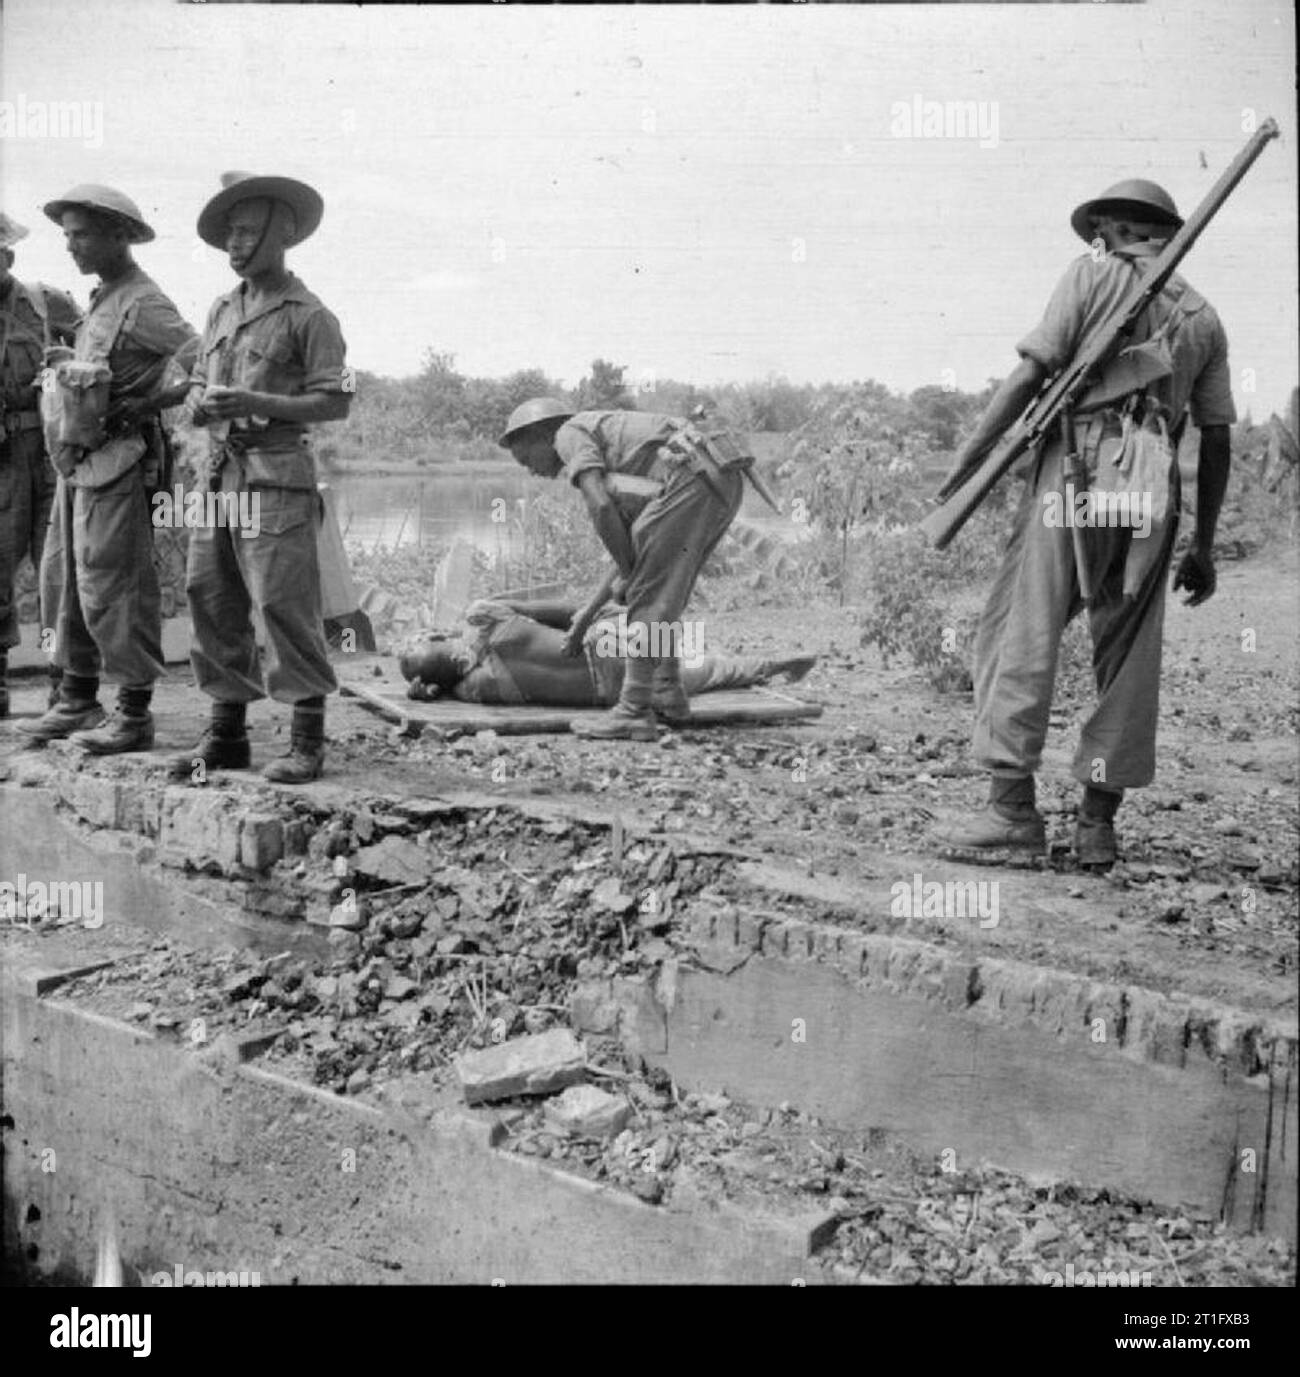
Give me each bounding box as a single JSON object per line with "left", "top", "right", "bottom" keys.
{"left": 1017, "top": 241, "right": 1236, "bottom": 430}
{"left": 0, "top": 277, "right": 79, "bottom": 411}
{"left": 77, "top": 266, "right": 197, "bottom": 418}
{"left": 555, "top": 410, "right": 681, "bottom": 487}
{"left": 193, "top": 273, "right": 348, "bottom": 489}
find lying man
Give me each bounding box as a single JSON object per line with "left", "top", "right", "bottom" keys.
{"left": 398, "top": 597, "right": 815, "bottom": 709}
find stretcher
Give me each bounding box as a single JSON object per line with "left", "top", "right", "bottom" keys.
{"left": 337, "top": 659, "right": 822, "bottom": 739}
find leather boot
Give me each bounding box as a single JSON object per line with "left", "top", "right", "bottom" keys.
{"left": 1075, "top": 785, "right": 1123, "bottom": 872}
{"left": 168, "top": 703, "right": 251, "bottom": 781}
{"left": 263, "top": 699, "right": 325, "bottom": 783}
{"left": 573, "top": 656, "right": 659, "bottom": 740}
{"left": 942, "top": 775, "right": 1046, "bottom": 857}
{"left": 650, "top": 656, "right": 691, "bottom": 724}
{"left": 16, "top": 674, "right": 105, "bottom": 743}
{"left": 0, "top": 651, "right": 8, "bottom": 718}
{"left": 71, "top": 686, "right": 154, "bottom": 755}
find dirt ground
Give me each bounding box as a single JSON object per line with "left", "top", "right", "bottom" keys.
{"left": 9, "top": 535, "right": 1289, "bottom": 1011}
{"left": 304, "top": 536, "right": 1297, "bottom": 1017}
{"left": 2, "top": 537, "right": 1295, "bottom": 1286}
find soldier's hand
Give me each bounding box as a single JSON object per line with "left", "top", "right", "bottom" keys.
{"left": 1173, "top": 545, "right": 1216, "bottom": 607}
{"left": 52, "top": 444, "right": 83, "bottom": 478}
{"left": 182, "top": 387, "right": 211, "bottom": 426}
{"left": 202, "top": 386, "right": 257, "bottom": 420}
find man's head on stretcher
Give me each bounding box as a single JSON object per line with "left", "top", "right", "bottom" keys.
{"left": 398, "top": 633, "right": 474, "bottom": 700}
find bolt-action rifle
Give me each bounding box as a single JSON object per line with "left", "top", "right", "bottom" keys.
{"left": 919, "top": 118, "right": 1280, "bottom": 551}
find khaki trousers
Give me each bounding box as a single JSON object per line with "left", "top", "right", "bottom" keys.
{"left": 971, "top": 441, "right": 1178, "bottom": 790}
{"left": 39, "top": 461, "right": 164, "bottom": 685}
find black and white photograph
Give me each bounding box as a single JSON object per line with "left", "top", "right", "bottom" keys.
{"left": 1, "top": 0, "right": 1296, "bottom": 1327}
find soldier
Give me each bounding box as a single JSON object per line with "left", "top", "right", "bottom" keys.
{"left": 0, "top": 211, "right": 79, "bottom": 717}
{"left": 19, "top": 187, "right": 197, "bottom": 752}
{"left": 941, "top": 179, "right": 1236, "bottom": 870}
{"left": 169, "top": 173, "right": 350, "bottom": 784}
{"left": 499, "top": 400, "right": 754, "bottom": 740}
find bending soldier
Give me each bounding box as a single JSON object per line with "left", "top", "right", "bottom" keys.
{"left": 500, "top": 400, "right": 751, "bottom": 740}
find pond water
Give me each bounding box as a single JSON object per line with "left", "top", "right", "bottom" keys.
{"left": 330, "top": 466, "right": 792, "bottom": 558}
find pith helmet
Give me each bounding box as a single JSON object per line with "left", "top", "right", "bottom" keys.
{"left": 0, "top": 211, "right": 30, "bottom": 250}
{"left": 1070, "top": 178, "right": 1183, "bottom": 243}
{"left": 197, "top": 171, "right": 324, "bottom": 249}
{"left": 498, "top": 397, "right": 574, "bottom": 447}
{"left": 43, "top": 185, "right": 155, "bottom": 243}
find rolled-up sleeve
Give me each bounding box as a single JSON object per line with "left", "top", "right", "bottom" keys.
{"left": 555, "top": 414, "right": 607, "bottom": 485}
{"left": 299, "top": 306, "right": 348, "bottom": 393}
{"left": 1016, "top": 258, "right": 1092, "bottom": 373}
{"left": 1189, "top": 320, "right": 1237, "bottom": 428}
{"left": 128, "top": 292, "right": 198, "bottom": 361}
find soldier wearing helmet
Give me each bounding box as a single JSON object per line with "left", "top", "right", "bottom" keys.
{"left": 19, "top": 186, "right": 198, "bottom": 753}
{"left": 0, "top": 210, "right": 80, "bottom": 718}
{"left": 940, "top": 176, "right": 1236, "bottom": 871}
{"left": 167, "top": 173, "right": 350, "bottom": 785}
{"left": 499, "top": 398, "right": 747, "bottom": 740}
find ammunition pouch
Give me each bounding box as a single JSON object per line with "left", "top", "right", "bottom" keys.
{"left": 661, "top": 420, "right": 754, "bottom": 475}
{"left": 1076, "top": 336, "right": 1175, "bottom": 415}
{"left": 40, "top": 358, "right": 112, "bottom": 451}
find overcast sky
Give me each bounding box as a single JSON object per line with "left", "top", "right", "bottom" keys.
{"left": 3, "top": 0, "right": 1295, "bottom": 415}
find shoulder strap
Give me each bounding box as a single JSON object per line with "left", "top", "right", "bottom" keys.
{"left": 28, "top": 283, "right": 51, "bottom": 350}
{"left": 79, "top": 276, "right": 148, "bottom": 361}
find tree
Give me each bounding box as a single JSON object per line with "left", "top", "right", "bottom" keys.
{"left": 575, "top": 358, "right": 632, "bottom": 411}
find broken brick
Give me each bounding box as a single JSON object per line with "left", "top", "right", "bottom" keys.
{"left": 454, "top": 1028, "right": 587, "bottom": 1105}
{"left": 544, "top": 1084, "right": 632, "bottom": 1139}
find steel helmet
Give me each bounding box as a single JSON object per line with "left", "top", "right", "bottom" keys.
{"left": 498, "top": 397, "right": 574, "bottom": 447}
{"left": 0, "top": 211, "right": 30, "bottom": 249}
{"left": 43, "top": 184, "right": 156, "bottom": 243}
{"left": 1070, "top": 179, "right": 1182, "bottom": 243}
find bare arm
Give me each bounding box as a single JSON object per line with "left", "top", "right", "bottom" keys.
{"left": 493, "top": 599, "right": 579, "bottom": 629}
{"left": 1173, "top": 423, "right": 1231, "bottom": 607}
{"left": 954, "top": 356, "right": 1049, "bottom": 469}
{"left": 576, "top": 469, "right": 635, "bottom": 577}
{"left": 202, "top": 389, "right": 351, "bottom": 424}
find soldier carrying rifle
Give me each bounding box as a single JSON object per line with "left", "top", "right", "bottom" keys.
{"left": 939, "top": 176, "right": 1238, "bottom": 871}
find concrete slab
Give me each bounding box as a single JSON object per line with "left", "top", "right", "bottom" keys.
{"left": 1, "top": 957, "right": 836, "bottom": 1284}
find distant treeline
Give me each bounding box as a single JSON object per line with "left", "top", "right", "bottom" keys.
{"left": 319, "top": 349, "right": 1003, "bottom": 472}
